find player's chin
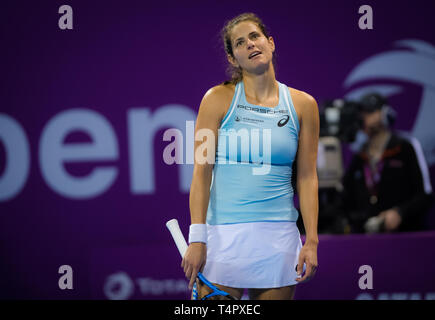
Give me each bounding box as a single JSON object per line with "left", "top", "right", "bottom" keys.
{"left": 248, "top": 61, "right": 271, "bottom": 74}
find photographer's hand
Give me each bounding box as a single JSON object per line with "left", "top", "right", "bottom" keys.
{"left": 379, "top": 208, "right": 402, "bottom": 231}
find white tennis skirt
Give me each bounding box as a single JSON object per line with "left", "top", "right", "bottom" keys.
{"left": 202, "top": 221, "right": 302, "bottom": 288}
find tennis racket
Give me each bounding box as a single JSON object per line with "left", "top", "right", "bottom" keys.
{"left": 166, "top": 219, "right": 237, "bottom": 300}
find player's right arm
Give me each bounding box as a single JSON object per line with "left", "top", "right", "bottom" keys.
{"left": 181, "top": 84, "right": 234, "bottom": 290}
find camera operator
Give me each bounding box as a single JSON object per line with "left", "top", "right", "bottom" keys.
{"left": 341, "top": 93, "right": 434, "bottom": 233}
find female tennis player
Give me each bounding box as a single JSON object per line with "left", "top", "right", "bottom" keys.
{"left": 181, "top": 12, "right": 319, "bottom": 300}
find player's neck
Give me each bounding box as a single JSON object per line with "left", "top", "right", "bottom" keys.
{"left": 242, "top": 68, "right": 277, "bottom": 105}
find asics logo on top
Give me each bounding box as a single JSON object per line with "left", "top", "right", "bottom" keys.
{"left": 277, "top": 115, "right": 290, "bottom": 127}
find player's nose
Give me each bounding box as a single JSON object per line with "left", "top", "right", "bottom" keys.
{"left": 246, "top": 38, "right": 255, "bottom": 50}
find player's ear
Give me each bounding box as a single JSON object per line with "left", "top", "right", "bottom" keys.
{"left": 227, "top": 54, "right": 239, "bottom": 68}
{"left": 268, "top": 36, "right": 275, "bottom": 53}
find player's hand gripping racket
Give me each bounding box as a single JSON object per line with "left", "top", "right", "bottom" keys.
{"left": 166, "top": 219, "right": 237, "bottom": 300}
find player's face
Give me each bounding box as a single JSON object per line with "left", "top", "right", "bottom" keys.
{"left": 228, "top": 21, "right": 275, "bottom": 74}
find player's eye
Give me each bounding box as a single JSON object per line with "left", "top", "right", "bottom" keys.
{"left": 235, "top": 40, "right": 244, "bottom": 47}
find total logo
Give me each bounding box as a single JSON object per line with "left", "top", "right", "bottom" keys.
{"left": 103, "top": 271, "right": 189, "bottom": 300}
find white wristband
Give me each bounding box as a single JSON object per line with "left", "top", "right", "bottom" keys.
{"left": 188, "top": 224, "right": 207, "bottom": 244}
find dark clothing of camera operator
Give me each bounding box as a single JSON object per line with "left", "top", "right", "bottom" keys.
{"left": 341, "top": 93, "right": 434, "bottom": 233}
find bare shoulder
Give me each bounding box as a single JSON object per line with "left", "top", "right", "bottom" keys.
{"left": 287, "top": 86, "right": 319, "bottom": 124}
{"left": 199, "top": 83, "right": 235, "bottom": 121}
{"left": 204, "top": 83, "right": 235, "bottom": 100}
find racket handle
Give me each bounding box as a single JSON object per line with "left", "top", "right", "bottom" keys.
{"left": 166, "top": 219, "right": 188, "bottom": 257}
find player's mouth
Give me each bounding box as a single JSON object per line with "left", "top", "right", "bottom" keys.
{"left": 249, "top": 51, "right": 262, "bottom": 59}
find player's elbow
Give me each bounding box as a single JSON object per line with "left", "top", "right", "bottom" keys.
{"left": 192, "top": 162, "right": 214, "bottom": 184}
{"left": 296, "top": 169, "right": 318, "bottom": 192}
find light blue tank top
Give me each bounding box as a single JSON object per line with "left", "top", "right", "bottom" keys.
{"left": 206, "top": 80, "right": 300, "bottom": 225}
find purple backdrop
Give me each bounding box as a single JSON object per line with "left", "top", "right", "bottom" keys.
{"left": 1, "top": 0, "right": 435, "bottom": 299}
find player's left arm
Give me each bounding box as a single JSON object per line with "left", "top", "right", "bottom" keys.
{"left": 294, "top": 91, "right": 319, "bottom": 283}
